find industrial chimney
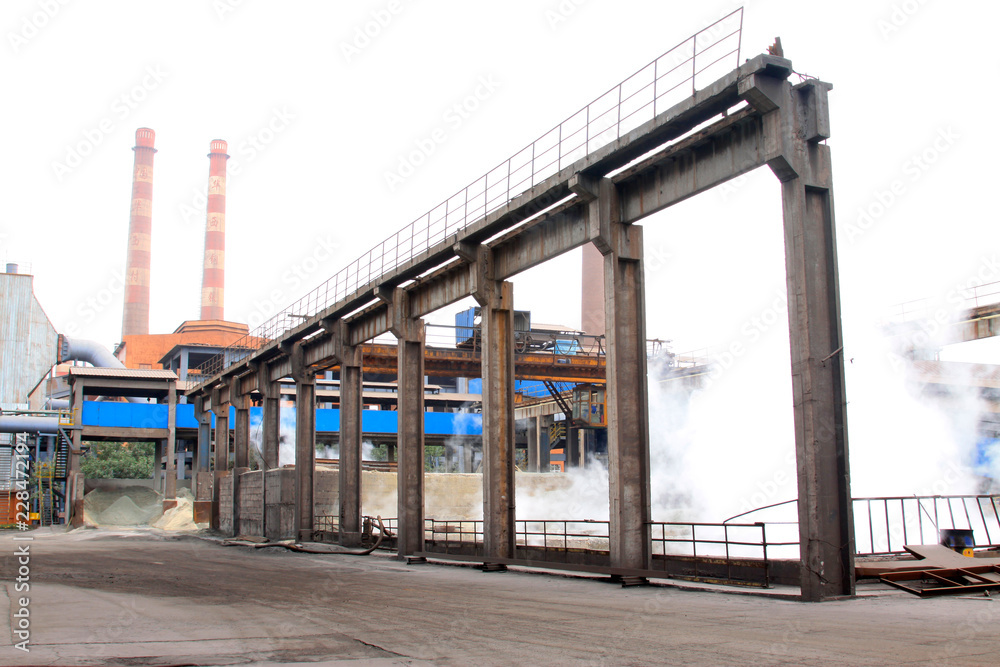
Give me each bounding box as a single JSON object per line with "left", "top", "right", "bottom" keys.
{"left": 121, "top": 127, "right": 156, "bottom": 338}
{"left": 200, "top": 139, "right": 229, "bottom": 321}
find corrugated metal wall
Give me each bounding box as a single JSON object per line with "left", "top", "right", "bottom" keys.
{"left": 0, "top": 273, "right": 58, "bottom": 408}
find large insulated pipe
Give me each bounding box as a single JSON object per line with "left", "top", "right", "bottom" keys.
{"left": 57, "top": 335, "right": 146, "bottom": 404}
{"left": 58, "top": 335, "right": 126, "bottom": 369}
{"left": 201, "top": 139, "right": 229, "bottom": 321}
{"left": 0, "top": 417, "right": 59, "bottom": 434}
{"left": 122, "top": 127, "right": 157, "bottom": 338}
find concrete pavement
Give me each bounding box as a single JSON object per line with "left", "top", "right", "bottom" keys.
{"left": 2, "top": 527, "right": 998, "bottom": 666}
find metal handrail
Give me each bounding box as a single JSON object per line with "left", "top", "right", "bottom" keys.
{"left": 199, "top": 9, "right": 744, "bottom": 380}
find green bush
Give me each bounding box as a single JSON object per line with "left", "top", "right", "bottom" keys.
{"left": 80, "top": 441, "right": 154, "bottom": 479}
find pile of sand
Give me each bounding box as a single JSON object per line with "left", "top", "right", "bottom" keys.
{"left": 84, "top": 485, "right": 163, "bottom": 527}
{"left": 83, "top": 486, "right": 206, "bottom": 531}
{"left": 151, "top": 488, "right": 207, "bottom": 532}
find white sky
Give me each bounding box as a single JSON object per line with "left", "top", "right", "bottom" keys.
{"left": 2, "top": 0, "right": 997, "bottom": 364}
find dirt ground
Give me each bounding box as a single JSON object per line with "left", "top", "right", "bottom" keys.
{"left": 2, "top": 527, "right": 999, "bottom": 666}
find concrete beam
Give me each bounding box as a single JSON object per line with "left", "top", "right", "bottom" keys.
{"left": 615, "top": 110, "right": 769, "bottom": 224}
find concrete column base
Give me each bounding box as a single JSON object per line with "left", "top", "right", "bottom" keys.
{"left": 193, "top": 501, "right": 212, "bottom": 525}
{"left": 162, "top": 499, "right": 178, "bottom": 512}
{"left": 339, "top": 531, "right": 362, "bottom": 547}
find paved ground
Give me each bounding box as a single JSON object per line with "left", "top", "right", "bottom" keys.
{"left": 1, "top": 527, "right": 998, "bottom": 666}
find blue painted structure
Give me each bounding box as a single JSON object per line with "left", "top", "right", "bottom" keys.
{"left": 81, "top": 400, "right": 482, "bottom": 436}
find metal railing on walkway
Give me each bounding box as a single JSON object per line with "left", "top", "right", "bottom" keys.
{"left": 199, "top": 9, "right": 744, "bottom": 380}
{"left": 854, "top": 494, "right": 1000, "bottom": 556}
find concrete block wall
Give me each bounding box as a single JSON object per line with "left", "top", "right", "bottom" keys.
{"left": 264, "top": 468, "right": 295, "bottom": 541}
{"left": 237, "top": 470, "right": 264, "bottom": 537}
{"left": 219, "top": 474, "right": 234, "bottom": 535}
{"left": 238, "top": 467, "right": 576, "bottom": 540}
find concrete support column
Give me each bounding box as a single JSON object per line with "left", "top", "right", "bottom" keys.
{"left": 526, "top": 417, "right": 539, "bottom": 472}
{"left": 593, "top": 178, "right": 651, "bottom": 572}
{"left": 474, "top": 254, "right": 516, "bottom": 564}
{"left": 742, "top": 74, "right": 854, "bottom": 599}
{"left": 153, "top": 440, "right": 164, "bottom": 494}
{"left": 164, "top": 382, "right": 177, "bottom": 504}
{"left": 291, "top": 342, "right": 316, "bottom": 542}
{"left": 336, "top": 329, "right": 364, "bottom": 547}
{"left": 194, "top": 396, "right": 210, "bottom": 473}
{"left": 210, "top": 389, "right": 230, "bottom": 531}
{"left": 539, "top": 415, "right": 553, "bottom": 472}
{"left": 390, "top": 288, "right": 426, "bottom": 559}
{"left": 780, "top": 178, "right": 854, "bottom": 600}
{"left": 232, "top": 383, "right": 249, "bottom": 471}
{"left": 257, "top": 363, "right": 281, "bottom": 469}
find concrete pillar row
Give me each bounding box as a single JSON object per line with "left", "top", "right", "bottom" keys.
{"left": 291, "top": 341, "right": 316, "bottom": 542}
{"left": 591, "top": 177, "right": 652, "bottom": 573}
{"left": 332, "top": 320, "right": 364, "bottom": 548}
{"left": 473, "top": 247, "right": 517, "bottom": 564}
{"left": 390, "top": 287, "right": 426, "bottom": 560}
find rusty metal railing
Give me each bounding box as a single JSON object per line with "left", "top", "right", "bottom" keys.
{"left": 198, "top": 9, "right": 744, "bottom": 381}
{"left": 854, "top": 494, "right": 1000, "bottom": 556}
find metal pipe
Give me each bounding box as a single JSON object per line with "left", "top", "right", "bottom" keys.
{"left": 0, "top": 416, "right": 58, "bottom": 434}
{"left": 59, "top": 335, "right": 125, "bottom": 369}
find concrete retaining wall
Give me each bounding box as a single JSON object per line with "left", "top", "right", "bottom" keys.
{"left": 264, "top": 468, "right": 295, "bottom": 541}
{"left": 237, "top": 470, "right": 264, "bottom": 537}
{"left": 240, "top": 468, "right": 577, "bottom": 540}
{"left": 219, "top": 474, "right": 233, "bottom": 535}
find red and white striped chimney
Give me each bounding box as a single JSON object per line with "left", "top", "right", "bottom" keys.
{"left": 122, "top": 127, "right": 156, "bottom": 338}
{"left": 200, "top": 139, "right": 229, "bottom": 321}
